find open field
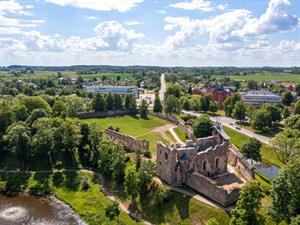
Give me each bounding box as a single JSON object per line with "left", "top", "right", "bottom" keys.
{"left": 223, "top": 126, "right": 283, "bottom": 168}
{"left": 81, "top": 115, "right": 172, "bottom": 153}
{"left": 0, "top": 70, "right": 135, "bottom": 81}
{"left": 213, "top": 73, "right": 300, "bottom": 83}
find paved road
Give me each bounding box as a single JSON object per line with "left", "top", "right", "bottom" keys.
{"left": 159, "top": 73, "right": 166, "bottom": 102}
{"left": 182, "top": 110, "right": 271, "bottom": 145}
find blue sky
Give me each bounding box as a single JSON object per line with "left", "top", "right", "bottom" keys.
{"left": 0, "top": 0, "right": 299, "bottom": 66}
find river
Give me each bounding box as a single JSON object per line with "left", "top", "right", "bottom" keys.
{"left": 0, "top": 194, "right": 86, "bottom": 225}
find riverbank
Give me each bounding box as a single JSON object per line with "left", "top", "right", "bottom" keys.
{"left": 0, "top": 170, "right": 142, "bottom": 225}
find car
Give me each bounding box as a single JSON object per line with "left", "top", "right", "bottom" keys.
{"left": 229, "top": 122, "right": 234, "bottom": 125}
{"left": 235, "top": 126, "right": 241, "bottom": 130}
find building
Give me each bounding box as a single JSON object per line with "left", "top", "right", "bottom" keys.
{"left": 156, "top": 123, "right": 253, "bottom": 207}
{"left": 84, "top": 85, "right": 139, "bottom": 98}
{"left": 241, "top": 89, "right": 282, "bottom": 105}
{"left": 280, "top": 82, "right": 297, "bottom": 91}
{"left": 207, "top": 86, "right": 235, "bottom": 109}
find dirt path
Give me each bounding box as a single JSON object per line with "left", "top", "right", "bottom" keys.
{"left": 168, "top": 126, "right": 184, "bottom": 145}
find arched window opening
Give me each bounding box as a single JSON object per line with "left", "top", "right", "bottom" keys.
{"left": 215, "top": 158, "right": 219, "bottom": 168}
{"left": 203, "top": 161, "right": 207, "bottom": 171}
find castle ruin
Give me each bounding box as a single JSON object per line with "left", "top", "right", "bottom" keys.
{"left": 156, "top": 122, "right": 254, "bottom": 207}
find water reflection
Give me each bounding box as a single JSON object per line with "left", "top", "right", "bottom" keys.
{"left": 0, "top": 194, "right": 86, "bottom": 225}
{"left": 254, "top": 161, "right": 279, "bottom": 179}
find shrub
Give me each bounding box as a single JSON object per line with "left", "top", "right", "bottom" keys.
{"left": 81, "top": 178, "right": 90, "bottom": 191}
{"left": 143, "top": 149, "right": 152, "bottom": 158}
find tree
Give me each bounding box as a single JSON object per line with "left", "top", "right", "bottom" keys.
{"left": 251, "top": 109, "right": 272, "bottom": 130}
{"left": 285, "top": 114, "right": 300, "bottom": 130}
{"left": 224, "top": 94, "right": 240, "bottom": 117}
{"left": 192, "top": 115, "right": 213, "bottom": 138}
{"left": 247, "top": 80, "right": 258, "bottom": 90}
{"left": 166, "top": 84, "right": 181, "bottom": 98}
{"left": 282, "top": 91, "right": 294, "bottom": 106}
{"left": 31, "top": 118, "right": 55, "bottom": 160}
{"left": 271, "top": 128, "right": 300, "bottom": 164}
{"left": 270, "top": 158, "right": 300, "bottom": 224}
{"left": 282, "top": 107, "right": 290, "bottom": 119}
{"left": 128, "top": 96, "right": 138, "bottom": 116}
{"left": 52, "top": 99, "right": 68, "bottom": 118}
{"left": 113, "top": 94, "right": 123, "bottom": 110}
{"left": 199, "top": 94, "right": 211, "bottom": 113}
{"left": 294, "top": 99, "right": 300, "bottom": 114}
{"left": 20, "top": 95, "right": 51, "bottom": 113}
{"left": 262, "top": 104, "right": 281, "bottom": 122}
{"left": 164, "top": 95, "right": 181, "bottom": 115}
{"left": 290, "top": 215, "right": 300, "bottom": 225}
{"left": 139, "top": 99, "right": 148, "bottom": 119}
{"left": 59, "top": 119, "right": 81, "bottom": 165}
{"left": 93, "top": 93, "right": 106, "bottom": 112}
{"left": 88, "top": 123, "right": 102, "bottom": 166}
{"left": 12, "top": 104, "right": 28, "bottom": 121}
{"left": 188, "top": 85, "right": 192, "bottom": 95}
{"left": 153, "top": 94, "right": 163, "bottom": 113}
{"left": 105, "top": 201, "right": 120, "bottom": 221}
{"left": 63, "top": 95, "right": 84, "bottom": 117}
{"left": 4, "top": 122, "right": 32, "bottom": 169}
{"left": 241, "top": 138, "right": 262, "bottom": 164}
{"left": 124, "top": 169, "right": 139, "bottom": 201}
{"left": 209, "top": 100, "right": 218, "bottom": 114}
{"left": 124, "top": 94, "right": 132, "bottom": 110}
{"left": 26, "top": 108, "right": 48, "bottom": 126}
{"left": 230, "top": 181, "right": 263, "bottom": 225}
{"left": 232, "top": 101, "right": 246, "bottom": 122}
{"left": 106, "top": 93, "right": 114, "bottom": 110}
{"left": 137, "top": 160, "right": 156, "bottom": 193}
{"left": 296, "top": 84, "right": 300, "bottom": 96}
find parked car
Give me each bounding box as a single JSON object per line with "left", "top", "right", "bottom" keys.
{"left": 235, "top": 126, "right": 241, "bottom": 130}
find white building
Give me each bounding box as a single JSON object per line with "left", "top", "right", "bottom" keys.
{"left": 241, "top": 89, "right": 282, "bottom": 105}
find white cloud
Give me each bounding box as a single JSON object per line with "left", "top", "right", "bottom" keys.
{"left": 45, "top": 0, "right": 144, "bottom": 12}
{"left": 163, "top": 0, "right": 299, "bottom": 50}
{"left": 217, "top": 3, "right": 228, "bottom": 11}
{"left": 156, "top": 10, "right": 166, "bottom": 14}
{"left": 124, "top": 21, "right": 142, "bottom": 26}
{"left": 237, "top": 0, "right": 299, "bottom": 37}
{"left": 87, "top": 16, "right": 97, "bottom": 20}
{"left": 170, "top": 0, "right": 213, "bottom": 12}
{"left": 0, "top": 0, "right": 33, "bottom": 16}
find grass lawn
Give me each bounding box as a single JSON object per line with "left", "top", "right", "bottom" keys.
{"left": 238, "top": 122, "right": 283, "bottom": 138}
{"left": 0, "top": 171, "right": 141, "bottom": 225}
{"left": 223, "top": 126, "right": 283, "bottom": 168}
{"left": 212, "top": 73, "right": 300, "bottom": 83}
{"left": 138, "top": 132, "right": 169, "bottom": 154}
{"left": 139, "top": 191, "right": 230, "bottom": 225}
{"left": 81, "top": 115, "right": 169, "bottom": 137}
{"left": 173, "top": 127, "right": 187, "bottom": 142}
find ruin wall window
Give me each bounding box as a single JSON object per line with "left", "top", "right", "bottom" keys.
{"left": 215, "top": 158, "right": 219, "bottom": 168}
{"left": 164, "top": 152, "right": 168, "bottom": 160}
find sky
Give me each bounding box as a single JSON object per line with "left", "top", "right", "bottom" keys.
{"left": 0, "top": 0, "right": 299, "bottom": 67}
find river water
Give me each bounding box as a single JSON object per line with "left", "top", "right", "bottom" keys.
{"left": 0, "top": 194, "right": 86, "bottom": 225}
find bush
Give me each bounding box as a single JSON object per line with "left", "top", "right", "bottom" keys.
{"left": 52, "top": 172, "right": 64, "bottom": 186}
{"left": 143, "top": 149, "right": 152, "bottom": 158}
{"left": 54, "top": 161, "right": 63, "bottom": 170}
{"left": 153, "top": 187, "right": 173, "bottom": 206}
{"left": 81, "top": 178, "right": 90, "bottom": 191}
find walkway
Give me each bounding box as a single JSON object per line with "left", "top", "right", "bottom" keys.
{"left": 182, "top": 110, "right": 271, "bottom": 145}
{"left": 159, "top": 73, "right": 166, "bottom": 103}
{"left": 169, "top": 126, "right": 184, "bottom": 145}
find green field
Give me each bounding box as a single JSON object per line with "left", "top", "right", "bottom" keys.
{"left": 173, "top": 127, "right": 187, "bottom": 142}
{"left": 213, "top": 73, "right": 300, "bottom": 83}
{"left": 224, "top": 126, "right": 283, "bottom": 167}
{"left": 81, "top": 115, "right": 172, "bottom": 153}
{"left": 81, "top": 115, "right": 169, "bottom": 137}
{"left": 0, "top": 171, "right": 141, "bottom": 225}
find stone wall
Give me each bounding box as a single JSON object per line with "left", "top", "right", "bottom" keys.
{"left": 185, "top": 172, "right": 240, "bottom": 207}
{"left": 177, "top": 119, "right": 196, "bottom": 141}
{"left": 150, "top": 112, "right": 178, "bottom": 124}
{"left": 77, "top": 110, "right": 129, "bottom": 119}
{"left": 105, "top": 129, "right": 149, "bottom": 152}
{"left": 228, "top": 145, "right": 255, "bottom": 181}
